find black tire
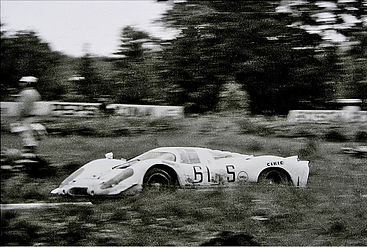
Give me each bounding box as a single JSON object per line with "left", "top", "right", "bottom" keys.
{"left": 258, "top": 169, "right": 291, "bottom": 186}
{"left": 143, "top": 167, "right": 176, "bottom": 190}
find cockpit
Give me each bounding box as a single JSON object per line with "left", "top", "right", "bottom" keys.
{"left": 135, "top": 151, "right": 176, "bottom": 162}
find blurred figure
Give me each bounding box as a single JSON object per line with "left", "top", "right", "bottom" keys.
{"left": 15, "top": 76, "right": 41, "bottom": 155}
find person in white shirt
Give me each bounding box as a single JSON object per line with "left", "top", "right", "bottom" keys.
{"left": 16, "top": 76, "right": 41, "bottom": 154}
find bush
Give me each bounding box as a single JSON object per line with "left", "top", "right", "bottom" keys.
{"left": 201, "top": 231, "right": 259, "bottom": 246}
{"left": 289, "top": 127, "right": 316, "bottom": 138}
{"left": 24, "top": 157, "right": 55, "bottom": 179}
{"left": 62, "top": 162, "right": 82, "bottom": 175}
{"left": 1, "top": 212, "right": 40, "bottom": 246}
{"left": 147, "top": 118, "right": 181, "bottom": 133}
{"left": 237, "top": 118, "right": 273, "bottom": 136}
{"left": 44, "top": 117, "right": 182, "bottom": 137}
{"left": 355, "top": 131, "right": 367, "bottom": 142}
{"left": 327, "top": 221, "right": 346, "bottom": 235}
{"left": 299, "top": 138, "right": 319, "bottom": 158}
{"left": 324, "top": 130, "right": 347, "bottom": 142}
{"left": 246, "top": 140, "right": 263, "bottom": 152}
{"left": 198, "top": 120, "right": 215, "bottom": 134}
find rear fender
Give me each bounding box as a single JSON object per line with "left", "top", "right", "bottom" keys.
{"left": 257, "top": 167, "right": 293, "bottom": 185}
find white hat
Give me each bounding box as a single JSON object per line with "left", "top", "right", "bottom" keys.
{"left": 19, "top": 76, "right": 38, "bottom": 83}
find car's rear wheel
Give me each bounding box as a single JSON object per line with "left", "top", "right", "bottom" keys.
{"left": 258, "top": 169, "right": 291, "bottom": 185}
{"left": 143, "top": 168, "right": 176, "bottom": 190}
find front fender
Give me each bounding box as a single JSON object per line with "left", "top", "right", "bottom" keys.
{"left": 130, "top": 160, "right": 180, "bottom": 186}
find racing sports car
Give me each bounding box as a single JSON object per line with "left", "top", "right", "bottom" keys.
{"left": 51, "top": 147, "right": 309, "bottom": 196}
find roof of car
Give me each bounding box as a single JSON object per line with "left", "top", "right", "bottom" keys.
{"left": 150, "top": 147, "right": 241, "bottom": 156}
{"left": 151, "top": 147, "right": 211, "bottom": 152}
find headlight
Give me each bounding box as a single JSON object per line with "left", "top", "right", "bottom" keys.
{"left": 100, "top": 168, "right": 134, "bottom": 189}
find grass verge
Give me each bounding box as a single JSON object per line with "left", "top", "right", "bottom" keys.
{"left": 1, "top": 115, "right": 366, "bottom": 245}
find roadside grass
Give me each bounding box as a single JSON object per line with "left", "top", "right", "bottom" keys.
{"left": 1, "top": 184, "right": 365, "bottom": 245}
{"left": 1, "top": 114, "right": 366, "bottom": 245}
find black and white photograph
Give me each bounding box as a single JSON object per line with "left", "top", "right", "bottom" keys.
{"left": 1, "top": 0, "right": 366, "bottom": 245}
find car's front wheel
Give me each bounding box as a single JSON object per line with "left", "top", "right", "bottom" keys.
{"left": 258, "top": 169, "right": 291, "bottom": 185}
{"left": 143, "top": 168, "right": 176, "bottom": 190}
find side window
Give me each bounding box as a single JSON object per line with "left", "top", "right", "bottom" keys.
{"left": 179, "top": 149, "right": 201, "bottom": 164}
{"left": 179, "top": 150, "right": 190, "bottom": 164}
{"left": 186, "top": 149, "right": 201, "bottom": 164}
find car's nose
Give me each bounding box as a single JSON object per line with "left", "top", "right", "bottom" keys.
{"left": 51, "top": 188, "right": 62, "bottom": 194}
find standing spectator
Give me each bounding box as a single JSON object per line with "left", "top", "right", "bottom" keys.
{"left": 16, "top": 76, "right": 41, "bottom": 155}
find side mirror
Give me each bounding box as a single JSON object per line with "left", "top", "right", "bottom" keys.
{"left": 105, "top": 152, "right": 113, "bottom": 159}
{"left": 120, "top": 158, "right": 127, "bottom": 162}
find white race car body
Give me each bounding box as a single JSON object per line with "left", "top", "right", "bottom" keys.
{"left": 51, "top": 147, "right": 309, "bottom": 197}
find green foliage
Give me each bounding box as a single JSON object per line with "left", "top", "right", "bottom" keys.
{"left": 355, "top": 131, "right": 367, "bottom": 142}
{"left": 159, "top": 1, "right": 331, "bottom": 114}
{"left": 1, "top": 212, "right": 40, "bottom": 246}
{"left": 112, "top": 26, "right": 163, "bottom": 104}
{"left": 231, "top": 7, "right": 327, "bottom": 114}
{"left": 1, "top": 1, "right": 366, "bottom": 114}
{"left": 326, "top": 221, "right": 347, "bottom": 235}
{"left": 160, "top": 0, "right": 367, "bottom": 114}
{"left": 115, "top": 26, "right": 151, "bottom": 60}
{"left": 298, "top": 138, "right": 320, "bottom": 159}
{"left": 76, "top": 52, "right": 107, "bottom": 101}
{"left": 160, "top": 8, "right": 230, "bottom": 113}
{"left": 279, "top": 0, "right": 367, "bottom": 100}
{"left": 236, "top": 118, "right": 273, "bottom": 136}
{"left": 217, "top": 81, "right": 249, "bottom": 111}
{"left": 44, "top": 117, "right": 182, "bottom": 138}
{"left": 324, "top": 129, "right": 348, "bottom": 142}
{"left": 0, "top": 29, "right": 66, "bottom": 100}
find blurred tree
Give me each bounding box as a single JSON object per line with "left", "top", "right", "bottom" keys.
{"left": 0, "top": 23, "right": 17, "bottom": 98}
{"left": 160, "top": 1, "right": 329, "bottom": 114}
{"left": 276, "top": 0, "right": 367, "bottom": 100}
{"left": 232, "top": 2, "right": 329, "bottom": 114}
{"left": 350, "top": 34, "right": 367, "bottom": 101}
{"left": 112, "top": 26, "right": 160, "bottom": 104}
{"left": 0, "top": 29, "right": 65, "bottom": 100}
{"left": 76, "top": 51, "right": 105, "bottom": 101}
{"left": 114, "top": 26, "right": 150, "bottom": 61}
{"left": 217, "top": 79, "right": 249, "bottom": 112}
{"left": 160, "top": 3, "right": 231, "bottom": 113}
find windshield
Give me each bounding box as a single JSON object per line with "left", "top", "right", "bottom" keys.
{"left": 134, "top": 151, "right": 176, "bottom": 162}
{"left": 114, "top": 151, "right": 176, "bottom": 169}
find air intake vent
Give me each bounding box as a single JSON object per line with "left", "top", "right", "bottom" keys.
{"left": 69, "top": 187, "right": 88, "bottom": 196}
